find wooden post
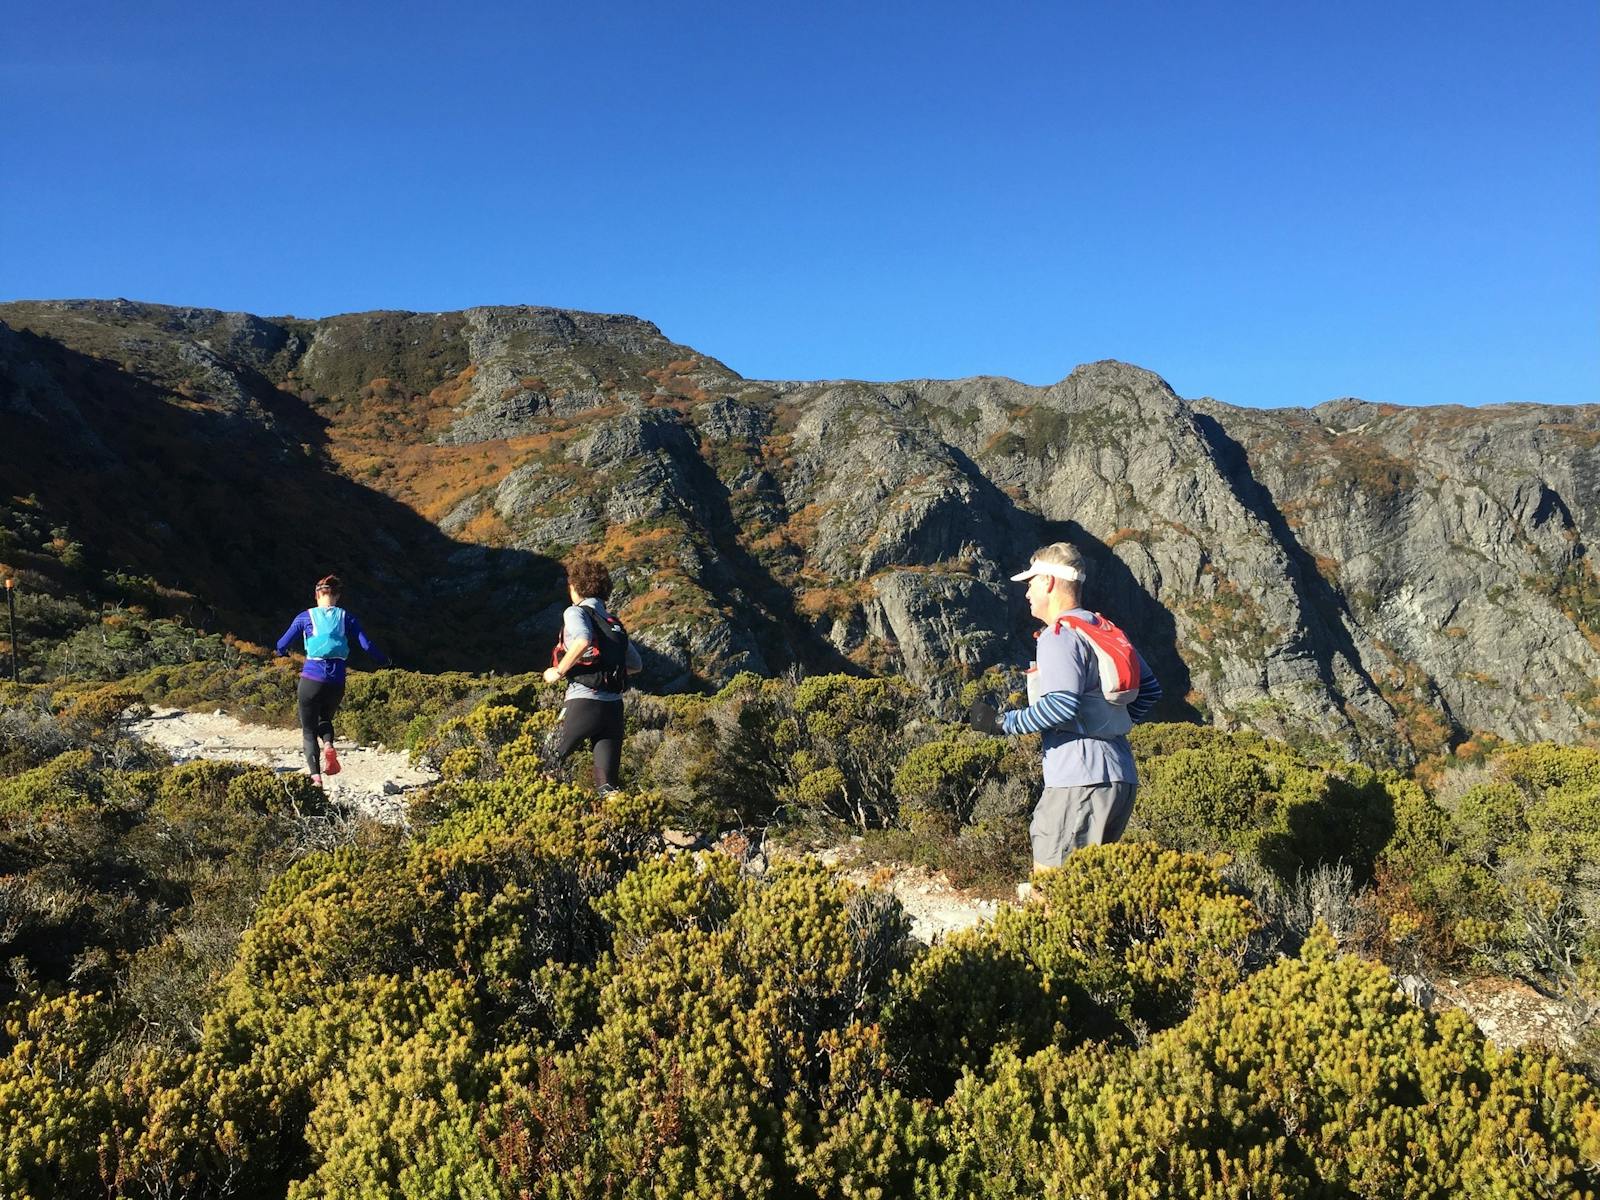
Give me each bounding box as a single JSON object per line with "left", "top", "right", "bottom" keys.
{"left": 4, "top": 577, "right": 17, "bottom": 683}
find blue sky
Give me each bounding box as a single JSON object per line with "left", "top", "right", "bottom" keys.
{"left": 4, "top": 1, "right": 1596, "bottom": 407}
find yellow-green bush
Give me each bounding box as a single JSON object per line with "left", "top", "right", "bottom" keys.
{"left": 342, "top": 668, "right": 547, "bottom": 752}
{"left": 1132, "top": 735, "right": 1395, "bottom": 883}
{"left": 105, "top": 970, "right": 485, "bottom": 1195}
{"left": 632, "top": 673, "right": 800, "bottom": 830}
{"left": 150, "top": 757, "right": 326, "bottom": 820}
{"left": 1383, "top": 742, "right": 1600, "bottom": 984}
{"left": 881, "top": 931, "right": 1064, "bottom": 1099}
{"left": 121, "top": 656, "right": 304, "bottom": 726}
{"left": 0, "top": 754, "right": 319, "bottom": 1012}
{"left": 783, "top": 674, "right": 924, "bottom": 830}
{"left": 0, "top": 748, "right": 101, "bottom": 815}
{"left": 595, "top": 849, "right": 749, "bottom": 956}
{"left": 9, "top": 686, "right": 1600, "bottom": 1199}
{"left": 784, "top": 1085, "right": 940, "bottom": 1200}
{"left": 993, "top": 841, "right": 1258, "bottom": 1036}
{"left": 482, "top": 860, "right": 912, "bottom": 1195}
{"left": 285, "top": 980, "right": 527, "bottom": 1200}
{"left": 1494, "top": 743, "right": 1600, "bottom": 794}
{"left": 928, "top": 930, "right": 1600, "bottom": 1198}
{"left": 420, "top": 701, "right": 532, "bottom": 780}
{"left": 223, "top": 767, "right": 328, "bottom": 816}
{"left": 224, "top": 779, "right": 623, "bottom": 1023}
{"left": 892, "top": 734, "right": 1006, "bottom": 830}
{"left": 1130, "top": 720, "right": 1268, "bottom": 759}
{"left": 0, "top": 990, "right": 117, "bottom": 1200}
{"left": 96, "top": 776, "right": 675, "bottom": 1191}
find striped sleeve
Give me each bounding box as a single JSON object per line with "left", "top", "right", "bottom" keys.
{"left": 1127, "top": 666, "right": 1163, "bottom": 723}
{"left": 1002, "top": 689, "right": 1082, "bottom": 736}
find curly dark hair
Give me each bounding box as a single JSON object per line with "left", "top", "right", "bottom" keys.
{"left": 565, "top": 558, "right": 613, "bottom": 602}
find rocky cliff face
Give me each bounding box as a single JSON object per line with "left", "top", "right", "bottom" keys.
{"left": 2, "top": 298, "right": 1596, "bottom": 759}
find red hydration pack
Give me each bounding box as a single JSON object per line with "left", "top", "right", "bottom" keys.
{"left": 1052, "top": 612, "right": 1140, "bottom": 705}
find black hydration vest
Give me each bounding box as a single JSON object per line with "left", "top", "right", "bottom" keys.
{"left": 554, "top": 607, "right": 630, "bottom": 693}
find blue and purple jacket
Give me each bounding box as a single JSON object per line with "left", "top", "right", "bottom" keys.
{"left": 275, "top": 607, "right": 387, "bottom": 684}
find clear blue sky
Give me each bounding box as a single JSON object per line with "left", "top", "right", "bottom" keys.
{"left": 4, "top": 1, "right": 1596, "bottom": 408}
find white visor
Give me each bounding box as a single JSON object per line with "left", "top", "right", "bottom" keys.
{"left": 1010, "top": 561, "right": 1084, "bottom": 583}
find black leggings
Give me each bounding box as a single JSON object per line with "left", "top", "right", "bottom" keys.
{"left": 553, "top": 698, "right": 625, "bottom": 789}
{"left": 297, "top": 676, "right": 345, "bottom": 776}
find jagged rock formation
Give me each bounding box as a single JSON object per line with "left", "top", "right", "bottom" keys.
{"left": 2, "top": 298, "right": 1596, "bottom": 759}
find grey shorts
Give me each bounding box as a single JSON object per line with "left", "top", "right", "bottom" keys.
{"left": 1030, "top": 781, "right": 1136, "bottom": 867}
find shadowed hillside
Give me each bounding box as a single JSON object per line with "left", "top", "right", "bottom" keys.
{"left": 0, "top": 312, "right": 562, "bottom": 673}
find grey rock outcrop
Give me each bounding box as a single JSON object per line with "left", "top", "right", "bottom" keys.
{"left": 440, "top": 307, "right": 741, "bottom": 443}
{"left": 3, "top": 297, "right": 1595, "bottom": 757}
{"left": 866, "top": 571, "right": 1011, "bottom": 687}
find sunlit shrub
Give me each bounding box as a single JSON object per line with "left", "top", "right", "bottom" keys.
{"left": 892, "top": 734, "right": 1007, "bottom": 831}
{"left": 0, "top": 990, "right": 118, "bottom": 1199}
{"left": 1133, "top": 737, "right": 1395, "bottom": 883}
{"left": 993, "top": 841, "right": 1258, "bottom": 1036}
{"left": 595, "top": 850, "right": 748, "bottom": 956}
{"left": 1384, "top": 742, "right": 1600, "bottom": 984}
{"left": 783, "top": 674, "right": 925, "bottom": 830}
{"left": 341, "top": 668, "right": 545, "bottom": 751}
{"left": 0, "top": 748, "right": 102, "bottom": 816}
{"left": 285, "top": 980, "right": 525, "bottom": 1200}
{"left": 489, "top": 859, "right": 912, "bottom": 1193}
{"left": 928, "top": 929, "right": 1600, "bottom": 1198}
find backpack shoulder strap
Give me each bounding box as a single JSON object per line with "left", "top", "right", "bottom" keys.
{"left": 1054, "top": 612, "right": 1140, "bottom": 702}
{"left": 578, "top": 605, "right": 603, "bottom": 643}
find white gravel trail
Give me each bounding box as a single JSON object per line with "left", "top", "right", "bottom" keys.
{"left": 129, "top": 706, "right": 438, "bottom": 824}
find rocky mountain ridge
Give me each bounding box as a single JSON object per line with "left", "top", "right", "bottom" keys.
{"left": 3, "top": 298, "right": 1597, "bottom": 759}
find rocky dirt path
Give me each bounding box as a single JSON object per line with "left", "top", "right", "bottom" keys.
{"left": 130, "top": 707, "right": 437, "bottom": 824}
{"left": 128, "top": 709, "right": 1588, "bottom": 1058}
{"left": 810, "top": 843, "right": 999, "bottom": 944}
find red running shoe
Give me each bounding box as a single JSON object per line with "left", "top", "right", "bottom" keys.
{"left": 322, "top": 744, "right": 342, "bottom": 776}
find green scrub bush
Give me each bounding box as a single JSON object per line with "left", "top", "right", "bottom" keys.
{"left": 1131, "top": 733, "right": 1395, "bottom": 883}
{"left": 881, "top": 931, "right": 1065, "bottom": 1099}
{"left": 928, "top": 929, "right": 1600, "bottom": 1199}
{"left": 0, "top": 990, "right": 119, "bottom": 1199}
{"left": 633, "top": 672, "right": 802, "bottom": 830}
{"left": 992, "top": 842, "right": 1258, "bottom": 1037}
{"left": 892, "top": 734, "right": 1007, "bottom": 831}
{"left": 782, "top": 674, "right": 924, "bottom": 830}
{"left": 1382, "top": 742, "right": 1600, "bottom": 988}
{"left": 0, "top": 748, "right": 102, "bottom": 816}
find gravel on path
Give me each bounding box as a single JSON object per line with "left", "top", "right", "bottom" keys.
{"left": 130, "top": 706, "right": 438, "bottom": 824}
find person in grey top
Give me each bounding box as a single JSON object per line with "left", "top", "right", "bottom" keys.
{"left": 544, "top": 557, "right": 643, "bottom": 793}
{"left": 970, "top": 542, "right": 1162, "bottom": 869}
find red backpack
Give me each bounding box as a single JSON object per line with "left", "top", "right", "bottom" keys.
{"left": 1052, "top": 612, "right": 1140, "bottom": 705}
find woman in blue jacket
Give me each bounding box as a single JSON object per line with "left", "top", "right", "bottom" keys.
{"left": 276, "top": 575, "right": 387, "bottom": 784}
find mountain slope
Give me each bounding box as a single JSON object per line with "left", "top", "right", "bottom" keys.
{"left": 2, "top": 298, "right": 1596, "bottom": 758}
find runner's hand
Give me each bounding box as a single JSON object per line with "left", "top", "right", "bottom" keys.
{"left": 967, "top": 700, "right": 1003, "bottom": 736}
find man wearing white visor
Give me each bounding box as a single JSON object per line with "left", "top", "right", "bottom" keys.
{"left": 970, "top": 541, "right": 1162, "bottom": 869}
